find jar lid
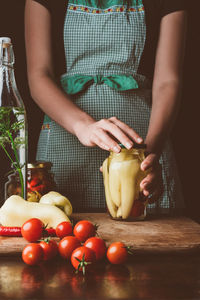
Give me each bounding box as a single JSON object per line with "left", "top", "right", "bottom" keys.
{"left": 119, "top": 143, "right": 147, "bottom": 149}
{"left": 28, "top": 161, "right": 52, "bottom": 169}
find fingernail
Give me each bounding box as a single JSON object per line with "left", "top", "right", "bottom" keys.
{"left": 104, "top": 145, "right": 110, "bottom": 150}
{"left": 142, "top": 182, "right": 148, "bottom": 190}
{"left": 113, "top": 146, "right": 120, "bottom": 153}
{"left": 144, "top": 190, "right": 149, "bottom": 196}
{"left": 137, "top": 138, "right": 143, "bottom": 143}
{"left": 125, "top": 142, "right": 133, "bottom": 149}
{"left": 141, "top": 163, "right": 147, "bottom": 170}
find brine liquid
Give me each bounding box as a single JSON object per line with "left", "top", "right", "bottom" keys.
{"left": 0, "top": 106, "right": 27, "bottom": 200}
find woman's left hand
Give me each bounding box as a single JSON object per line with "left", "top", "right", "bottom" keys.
{"left": 140, "top": 153, "right": 163, "bottom": 204}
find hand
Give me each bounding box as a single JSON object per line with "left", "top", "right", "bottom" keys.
{"left": 140, "top": 153, "right": 163, "bottom": 204}
{"left": 75, "top": 116, "right": 143, "bottom": 153}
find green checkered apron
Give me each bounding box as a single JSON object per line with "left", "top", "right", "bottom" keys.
{"left": 36, "top": 0, "right": 185, "bottom": 213}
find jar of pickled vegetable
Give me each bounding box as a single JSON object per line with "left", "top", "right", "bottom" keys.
{"left": 102, "top": 144, "right": 148, "bottom": 221}
{"left": 27, "top": 162, "right": 56, "bottom": 197}
{"left": 5, "top": 161, "right": 56, "bottom": 201}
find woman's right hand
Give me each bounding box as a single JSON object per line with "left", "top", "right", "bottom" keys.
{"left": 74, "top": 116, "right": 143, "bottom": 152}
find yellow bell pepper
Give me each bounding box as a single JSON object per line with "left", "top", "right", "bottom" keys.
{"left": 39, "top": 191, "right": 72, "bottom": 216}
{"left": 0, "top": 195, "right": 71, "bottom": 228}
{"left": 102, "top": 148, "right": 147, "bottom": 219}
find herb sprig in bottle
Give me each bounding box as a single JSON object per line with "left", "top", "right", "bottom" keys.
{"left": 0, "top": 37, "right": 28, "bottom": 201}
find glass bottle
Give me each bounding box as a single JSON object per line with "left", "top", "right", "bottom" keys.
{"left": 0, "top": 37, "right": 28, "bottom": 203}
{"left": 102, "top": 144, "right": 148, "bottom": 221}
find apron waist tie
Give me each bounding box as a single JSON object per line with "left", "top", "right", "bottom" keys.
{"left": 61, "top": 73, "right": 139, "bottom": 95}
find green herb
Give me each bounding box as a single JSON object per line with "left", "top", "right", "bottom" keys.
{"left": 0, "top": 107, "right": 26, "bottom": 198}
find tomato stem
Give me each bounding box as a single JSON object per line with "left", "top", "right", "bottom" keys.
{"left": 123, "top": 245, "right": 134, "bottom": 255}
{"left": 74, "top": 253, "right": 92, "bottom": 276}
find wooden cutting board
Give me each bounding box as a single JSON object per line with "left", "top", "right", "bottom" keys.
{"left": 0, "top": 213, "right": 200, "bottom": 255}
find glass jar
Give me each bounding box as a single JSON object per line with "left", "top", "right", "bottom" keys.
{"left": 102, "top": 144, "right": 148, "bottom": 221}
{"left": 27, "top": 162, "right": 56, "bottom": 197}
{"left": 5, "top": 161, "right": 56, "bottom": 201}
{"left": 5, "top": 172, "right": 22, "bottom": 199}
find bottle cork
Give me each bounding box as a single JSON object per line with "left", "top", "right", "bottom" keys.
{"left": 0, "top": 37, "right": 11, "bottom": 48}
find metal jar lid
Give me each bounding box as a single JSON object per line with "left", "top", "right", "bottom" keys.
{"left": 118, "top": 143, "right": 147, "bottom": 149}
{"left": 27, "top": 161, "right": 52, "bottom": 169}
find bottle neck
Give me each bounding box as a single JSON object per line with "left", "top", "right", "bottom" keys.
{"left": 0, "top": 41, "right": 14, "bottom": 63}
{"left": 0, "top": 42, "right": 20, "bottom": 107}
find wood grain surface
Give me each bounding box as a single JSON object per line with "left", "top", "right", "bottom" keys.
{"left": 0, "top": 213, "right": 200, "bottom": 255}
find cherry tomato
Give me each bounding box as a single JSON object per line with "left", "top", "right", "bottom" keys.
{"left": 84, "top": 237, "right": 107, "bottom": 260}
{"left": 107, "top": 242, "right": 128, "bottom": 264}
{"left": 71, "top": 246, "right": 96, "bottom": 275}
{"left": 59, "top": 236, "right": 81, "bottom": 259}
{"left": 39, "top": 238, "right": 58, "bottom": 261}
{"left": 130, "top": 199, "right": 145, "bottom": 217}
{"left": 21, "top": 218, "right": 44, "bottom": 242}
{"left": 73, "top": 220, "right": 96, "bottom": 242}
{"left": 56, "top": 221, "right": 73, "bottom": 239}
{"left": 22, "top": 243, "right": 44, "bottom": 266}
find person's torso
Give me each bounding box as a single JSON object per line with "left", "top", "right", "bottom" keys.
{"left": 63, "top": 0, "right": 146, "bottom": 77}
{"left": 49, "top": 0, "right": 163, "bottom": 84}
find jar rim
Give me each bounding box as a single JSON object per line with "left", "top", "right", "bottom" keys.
{"left": 28, "top": 161, "right": 52, "bottom": 169}
{"left": 118, "top": 143, "right": 147, "bottom": 149}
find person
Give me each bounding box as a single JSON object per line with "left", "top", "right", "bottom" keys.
{"left": 25, "top": 0, "right": 187, "bottom": 213}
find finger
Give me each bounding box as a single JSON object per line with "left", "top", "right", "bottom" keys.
{"left": 99, "top": 166, "right": 103, "bottom": 172}
{"left": 109, "top": 117, "right": 143, "bottom": 144}
{"left": 90, "top": 132, "right": 111, "bottom": 151}
{"left": 141, "top": 153, "right": 159, "bottom": 171}
{"left": 140, "top": 170, "right": 163, "bottom": 198}
{"left": 145, "top": 174, "right": 164, "bottom": 203}
{"left": 140, "top": 172, "right": 156, "bottom": 191}
{"left": 92, "top": 128, "right": 124, "bottom": 153}
{"left": 147, "top": 186, "right": 164, "bottom": 204}
{"left": 95, "top": 128, "right": 123, "bottom": 152}
{"left": 140, "top": 172, "right": 159, "bottom": 195}
{"left": 142, "top": 182, "right": 155, "bottom": 196}
{"left": 98, "top": 119, "right": 134, "bottom": 150}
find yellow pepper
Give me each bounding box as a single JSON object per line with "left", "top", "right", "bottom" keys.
{"left": 39, "top": 191, "right": 72, "bottom": 216}
{"left": 102, "top": 147, "right": 147, "bottom": 220}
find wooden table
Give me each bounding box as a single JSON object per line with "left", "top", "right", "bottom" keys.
{"left": 0, "top": 214, "right": 200, "bottom": 300}
{"left": 0, "top": 253, "right": 200, "bottom": 300}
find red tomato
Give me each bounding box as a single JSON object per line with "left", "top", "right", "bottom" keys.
{"left": 130, "top": 199, "right": 145, "bottom": 217}
{"left": 39, "top": 239, "right": 58, "bottom": 261}
{"left": 21, "top": 218, "right": 44, "bottom": 242}
{"left": 59, "top": 236, "right": 81, "bottom": 259}
{"left": 84, "top": 237, "right": 107, "bottom": 260}
{"left": 71, "top": 246, "right": 96, "bottom": 275}
{"left": 29, "top": 177, "right": 41, "bottom": 188}
{"left": 73, "top": 220, "right": 96, "bottom": 242}
{"left": 56, "top": 221, "right": 73, "bottom": 239}
{"left": 22, "top": 243, "right": 44, "bottom": 266}
{"left": 107, "top": 242, "right": 128, "bottom": 264}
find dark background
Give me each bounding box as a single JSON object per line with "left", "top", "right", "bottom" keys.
{"left": 0, "top": 0, "right": 199, "bottom": 220}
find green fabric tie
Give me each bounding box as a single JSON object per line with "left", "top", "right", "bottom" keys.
{"left": 61, "top": 74, "right": 139, "bottom": 95}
